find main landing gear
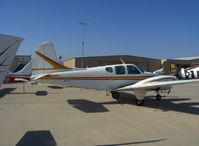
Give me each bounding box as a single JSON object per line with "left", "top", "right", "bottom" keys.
{"left": 110, "top": 91, "right": 162, "bottom": 106}
{"left": 135, "top": 93, "right": 161, "bottom": 106}
{"left": 111, "top": 91, "right": 145, "bottom": 106}
{"left": 135, "top": 99, "right": 144, "bottom": 106}
{"left": 111, "top": 91, "right": 119, "bottom": 100}
{"left": 156, "top": 93, "right": 162, "bottom": 100}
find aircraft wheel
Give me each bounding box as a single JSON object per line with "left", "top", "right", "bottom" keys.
{"left": 156, "top": 94, "right": 162, "bottom": 100}
{"left": 111, "top": 91, "right": 119, "bottom": 100}
{"left": 135, "top": 99, "right": 144, "bottom": 106}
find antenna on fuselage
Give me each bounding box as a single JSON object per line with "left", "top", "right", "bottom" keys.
{"left": 120, "top": 58, "right": 125, "bottom": 64}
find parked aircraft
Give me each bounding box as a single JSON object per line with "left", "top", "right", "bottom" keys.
{"left": 4, "top": 60, "right": 32, "bottom": 83}
{"left": 4, "top": 41, "right": 73, "bottom": 84}
{"left": 4, "top": 41, "right": 71, "bottom": 84}
{"left": 31, "top": 62, "right": 199, "bottom": 106}
{"left": 179, "top": 66, "right": 199, "bottom": 79}
{"left": 0, "top": 34, "right": 23, "bottom": 87}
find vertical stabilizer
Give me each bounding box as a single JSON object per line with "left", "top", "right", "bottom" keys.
{"left": 14, "top": 59, "right": 32, "bottom": 75}
{"left": 32, "top": 42, "right": 71, "bottom": 75}
{"left": 0, "top": 34, "right": 23, "bottom": 86}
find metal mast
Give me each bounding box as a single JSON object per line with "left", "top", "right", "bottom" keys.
{"left": 78, "top": 20, "right": 88, "bottom": 68}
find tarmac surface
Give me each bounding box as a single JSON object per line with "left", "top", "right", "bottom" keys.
{"left": 0, "top": 83, "right": 199, "bottom": 146}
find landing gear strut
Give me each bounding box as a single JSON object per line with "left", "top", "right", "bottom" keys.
{"left": 156, "top": 93, "right": 162, "bottom": 100}
{"left": 111, "top": 91, "right": 119, "bottom": 100}
{"left": 135, "top": 99, "right": 144, "bottom": 106}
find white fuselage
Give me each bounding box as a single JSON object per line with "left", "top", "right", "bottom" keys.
{"left": 36, "top": 64, "right": 155, "bottom": 91}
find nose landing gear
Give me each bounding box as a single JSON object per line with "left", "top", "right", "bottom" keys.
{"left": 135, "top": 99, "right": 144, "bottom": 106}
{"left": 111, "top": 91, "right": 120, "bottom": 100}
{"left": 156, "top": 93, "right": 162, "bottom": 100}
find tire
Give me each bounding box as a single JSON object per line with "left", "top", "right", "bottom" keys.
{"left": 135, "top": 99, "right": 144, "bottom": 106}
{"left": 156, "top": 94, "right": 162, "bottom": 100}
{"left": 111, "top": 91, "right": 119, "bottom": 100}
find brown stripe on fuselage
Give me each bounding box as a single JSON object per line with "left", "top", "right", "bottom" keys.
{"left": 32, "top": 68, "right": 63, "bottom": 70}
{"left": 40, "top": 75, "right": 153, "bottom": 80}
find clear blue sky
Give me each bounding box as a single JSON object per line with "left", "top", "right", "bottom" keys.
{"left": 0, "top": 0, "right": 199, "bottom": 59}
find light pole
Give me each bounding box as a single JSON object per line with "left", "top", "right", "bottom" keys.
{"left": 78, "top": 21, "right": 88, "bottom": 68}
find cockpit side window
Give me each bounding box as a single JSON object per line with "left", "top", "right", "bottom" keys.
{"left": 115, "top": 66, "right": 125, "bottom": 74}
{"left": 127, "top": 65, "right": 141, "bottom": 74}
{"left": 105, "top": 67, "right": 113, "bottom": 73}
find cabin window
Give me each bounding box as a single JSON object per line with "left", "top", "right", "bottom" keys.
{"left": 105, "top": 67, "right": 113, "bottom": 73}
{"left": 115, "top": 66, "right": 125, "bottom": 74}
{"left": 127, "top": 65, "right": 141, "bottom": 74}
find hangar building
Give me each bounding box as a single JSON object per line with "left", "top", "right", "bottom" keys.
{"left": 64, "top": 55, "right": 162, "bottom": 72}
{"left": 163, "top": 57, "right": 199, "bottom": 75}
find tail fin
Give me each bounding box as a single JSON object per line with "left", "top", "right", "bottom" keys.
{"left": 0, "top": 34, "right": 23, "bottom": 86}
{"left": 14, "top": 59, "right": 32, "bottom": 75}
{"left": 32, "top": 42, "right": 71, "bottom": 75}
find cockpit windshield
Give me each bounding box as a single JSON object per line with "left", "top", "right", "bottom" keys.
{"left": 127, "top": 65, "right": 141, "bottom": 74}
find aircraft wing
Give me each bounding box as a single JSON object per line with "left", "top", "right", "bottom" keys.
{"left": 116, "top": 75, "right": 199, "bottom": 91}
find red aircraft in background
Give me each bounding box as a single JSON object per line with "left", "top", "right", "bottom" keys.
{"left": 4, "top": 60, "right": 32, "bottom": 83}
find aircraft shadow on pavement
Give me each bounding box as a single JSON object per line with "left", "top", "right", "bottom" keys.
{"left": 0, "top": 87, "right": 16, "bottom": 98}
{"left": 145, "top": 96, "right": 199, "bottom": 115}
{"left": 48, "top": 86, "right": 63, "bottom": 89}
{"left": 67, "top": 92, "right": 199, "bottom": 115}
{"left": 35, "top": 91, "right": 48, "bottom": 96}
{"left": 16, "top": 130, "right": 57, "bottom": 146}
{"left": 100, "top": 92, "right": 199, "bottom": 115}
{"left": 4, "top": 90, "right": 48, "bottom": 96}
{"left": 67, "top": 99, "right": 109, "bottom": 113}
{"left": 97, "top": 138, "right": 167, "bottom": 146}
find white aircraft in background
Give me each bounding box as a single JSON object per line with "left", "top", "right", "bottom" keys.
{"left": 4, "top": 41, "right": 71, "bottom": 84}
{"left": 31, "top": 61, "right": 199, "bottom": 105}
{"left": 0, "top": 34, "right": 23, "bottom": 87}
{"left": 180, "top": 66, "right": 199, "bottom": 79}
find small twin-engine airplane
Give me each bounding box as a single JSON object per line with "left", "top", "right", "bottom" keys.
{"left": 32, "top": 60, "right": 199, "bottom": 105}
{"left": 0, "top": 34, "right": 23, "bottom": 87}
